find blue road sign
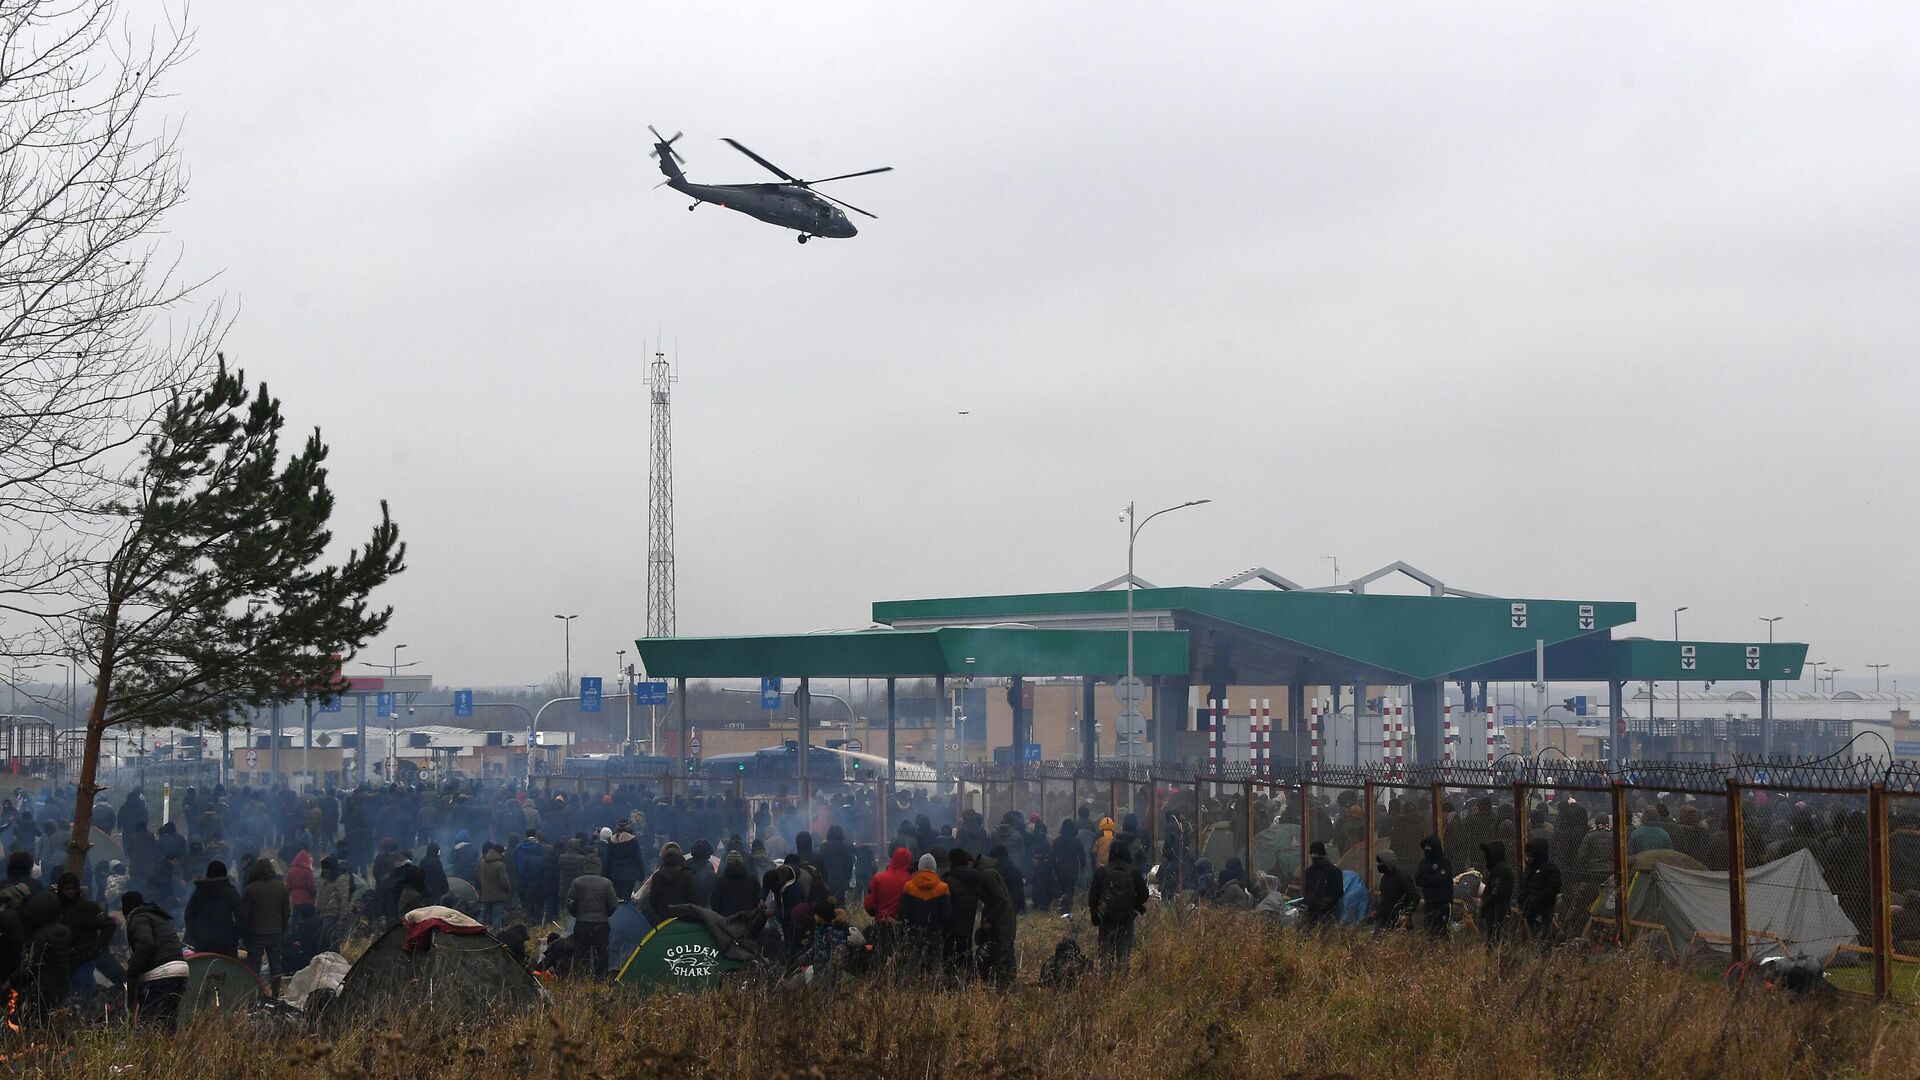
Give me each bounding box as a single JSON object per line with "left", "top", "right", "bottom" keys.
{"left": 1573, "top": 695, "right": 1589, "bottom": 717}
{"left": 319, "top": 697, "right": 342, "bottom": 713}
{"left": 453, "top": 689, "right": 474, "bottom": 717}
{"left": 580, "top": 676, "right": 603, "bottom": 713}
{"left": 375, "top": 692, "right": 395, "bottom": 718}
{"left": 1021, "top": 742, "right": 1042, "bottom": 762}
{"left": 760, "top": 677, "right": 782, "bottom": 710}
{"left": 636, "top": 680, "right": 669, "bottom": 706}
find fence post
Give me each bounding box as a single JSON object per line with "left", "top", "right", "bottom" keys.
{"left": 1109, "top": 778, "right": 1118, "bottom": 823}
{"left": 1430, "top": 782, "right": 1445, "bottom": 843}
{"left": 1148, "top": 772, "right": 1162, "bottom": 863}
{"left": 1363, "top": 779, "right": 1377, "bottom": 891}
{"left": 1072, "top": 775, "right": 1082, "bottom": 819}
{"left": 1194, "top": 771, "right": 1203, "bottom": 849}
{"left": 875, "top": 777, "right": 887, "bottom": 850}
{"left": 1243, "top": 779, "right": 1254, "bottom": 878}
{"left": 1870, "top": 781, "right": 1891, "bottom": 1000}
{"left": 1611, "top": 781, "right": 1628, "bottom": 948}
{"left": 1300, "top": 779, "right": 1311, "bottom": 880}
{"left": 1725, "top": 780, "right": 1746, "bottom": 965}
{"left": 1513, "top": 781, "right": 1528, "bottom": 923}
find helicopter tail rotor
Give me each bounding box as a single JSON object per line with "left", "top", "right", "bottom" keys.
{"left": 648, "top": 125, "right": 686, "bottom": 164}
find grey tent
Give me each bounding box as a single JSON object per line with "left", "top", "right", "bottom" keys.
{"left": 1628, "top": 848, "right": 1860, "bottom": 962}
{"left": 319, "top": 923, "right": 545, "bottom": 1029}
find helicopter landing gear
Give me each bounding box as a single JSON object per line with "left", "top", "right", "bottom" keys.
{"left": 688, "top": 203, "right": 698, "bottom": 211}
{"left": 797, "top": 234, "right": 811, "bottom": 244}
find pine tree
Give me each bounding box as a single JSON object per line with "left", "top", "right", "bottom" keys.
{"left": 64, "top": 359, "right": 404, "bottom": 871}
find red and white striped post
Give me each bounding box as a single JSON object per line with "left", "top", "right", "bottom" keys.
{"left": 1258, "top": 698, "right": 1272, "bottom": 778}
{"left": 1485, "top": 702, "right": 1497, "bottom": 763}
{"left": 1443, "top": 705, "right": 1455, "bottom": 763}
{"left": 1379, "top": 704, "right": 1391, "bottom": 770}
{"left": 1310, "top": 697, "right": 1323, "bottom": 770}
{"left": 1393, "top": 698, "right": 1406, "bottom": 770}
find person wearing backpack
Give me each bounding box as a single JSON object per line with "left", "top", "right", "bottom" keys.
{"left": 941, "top": 849, "right": 983, "bottom": 979}
{"left": 1088, "top": 844, "right": 1148, "bottom": 971}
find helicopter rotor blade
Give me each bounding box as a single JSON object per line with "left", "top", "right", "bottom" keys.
{"left": 648, "top": 126, "right": 686, "bottom": 162}
{"left": 815, "top": 190, "right": 878, "bottom": 220}
{"left": 721, "top": 137, "right": 796, "bottom": 182}
{"left": 803, "top": 166, "right": 894, "bottom": 185}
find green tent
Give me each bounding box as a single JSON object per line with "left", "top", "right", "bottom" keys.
{"left": 320, "top": 924, "right": 544, "bottom": 1029}
{"left": 178, "top": 952, "right": 263, "bottom": 1030}
{"left": 615, "top": 917, "right": 745, "bottom": 993}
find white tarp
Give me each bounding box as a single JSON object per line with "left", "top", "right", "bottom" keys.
{"left": 284, "top": 951, "right": 352, "bottom": 1010}
{"left": 1630, "top": 848, "right": 1860, "bottom": 961}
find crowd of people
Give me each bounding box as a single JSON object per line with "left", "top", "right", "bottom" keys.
{"left": 0, "top": 773, "right": 1893, "bottom": 1032}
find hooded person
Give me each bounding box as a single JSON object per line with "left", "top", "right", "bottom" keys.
{"left": 644, "top": 842, "right": 695, "bottom": 924}
{"left": 1414, "top": 836, "right": 1454, "bottom": 937}
{"left": 986, "top": 844, "right": 1026, "bottom": 914}
{"left": 315, "top": 855, "right": 353, "bottom": 950}
{"left": 1087, "top": 843, "right": 1148, "bottom": 972}
{"left": 1049, "top": 819, "right": 1085, "bottom": 915}
{"left": 121, "top": 890, "right": 189, "bottom": 1026}
{"left": 447, "top": 830, "right": 478, "bottom": 884}
{"left": 1300, "top": 842, "right": 1343, "bottom": 926}
{"left": 898, "top": 853, "right": 951, "bottom": 977}
{"left": 864, "top": 846, "right": 913, "bottom": 923}
{"left": 421, "top": 842, "right": 450, "bottom": 901}
{"left": 940, "top": 849, "right": 983, "bottom": 977}
{"left": 54, "top": 871, "right": 117, "bottom": 1004}
{"left": 240, "top": 858, "right": 293, "bottom": 990}
{"left": 1373, "top": 849, "right": 1417, "bottom": 931}
{"left": 974, "top": 848, "right": 1018, "bottom": 989}
{"left": 1516, "top": 837, "right": 1562, "bottom": 945}
{"left": 710, "top": 848, "right": 761, "bottom": 919}
{"left": 14, "top": 891, "right": 72, "bottom": 1023}
{"left": 687, "top": 838, "right": 718, "bottom": 907}
{"left": 604, "top": 819, "right": 644, "bottom": 900}
{"left": 1092, "top": 816, "right": 1117, "bottom": 868}
{"left": 1478, "top": 840, "right": 1515, "bottom": 947}
{"left": 477, "top": 843, "right": 513, "bottom": 928}
{"left": 819, "top": 824, "right": 856, "bottom": 900}
{"left": 183, "top": 859, "right": 244, "bottom": 956}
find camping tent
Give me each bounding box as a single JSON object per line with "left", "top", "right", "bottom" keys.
{"left": 177, "top": 952, "right": 263, "bottom": 1030}
{"left": 321, "top": 923, "right": 544, "bottom": 1028}
{"left": 87, "top": 827, "right": 124, "bottom": 870}
{"left": 608, "top": 900, "right": 651, "bottom": 966}
{"left": 1628, "top": 848, "right": 1860, "bottom": 961}
{"left": 616, "top": 917, "right": 745, "bottom": 993}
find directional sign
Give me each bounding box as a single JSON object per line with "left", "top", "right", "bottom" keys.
{"left": 1577, "top": 604, "right": 1595, "bottom": 631}
{"left": 1510, "top": 603, "right": 1528, "bottom": 630}
{"left": 1114, "top": 676, "right": 1146, "bottom": 706}
{"left": 375, "top": 692, "right": 395, "bottom": 718}
{"left": 1746, "top": 646, "right": 1761, "bottom": 672}
{"left": 319, "top": 697, "right": 342, "bottom": 714}
{"left": 1680, "top": 644, "right": 1697, "bottom": 672}
{"left": 636, "top": 680, "right": 669, "bottom": 706}
{"left": 1021, "top": 742, "right": 1042, "bottom": 762}
{"left": 453, "top": 689, "right": 474, "bottom": 718}
{"left": 580, "top": 676, "right": 603, "bottom": 713}
{"left": 760, "top": 677, "right": 782, "bottom": 710}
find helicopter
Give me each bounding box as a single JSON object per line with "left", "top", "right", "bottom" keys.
{"left": 650, "top": 126, "right": 892, "bottom": 243}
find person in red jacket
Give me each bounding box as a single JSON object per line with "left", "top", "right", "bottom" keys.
{"left": 286, "top": 850, "right": 317, "bottom": 910}
{"left": 862, "top": 846, "right": 913, "bottom": 964}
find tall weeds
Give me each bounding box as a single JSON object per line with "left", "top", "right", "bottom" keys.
{"left": 5, "top": 907, "right": 1916, "bottom": 1078}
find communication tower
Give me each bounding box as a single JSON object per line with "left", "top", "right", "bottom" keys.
{"left": 646, "top": 347, "right": 677, "bottom": 638}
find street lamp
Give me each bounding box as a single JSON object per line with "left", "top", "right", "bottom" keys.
{"left": 1121, "top": 498, "right": 1211, "bottom": 763}
{"left": 1760, "top": 616, "right": 1782, "bottom": 643}
{"left": 7, "top": 661, "right": 39, "bottom": 719}
{"left": 1806, "top": 660, "right": 1824, "bottom": 695}
{"left": 1869, "top": 664, "right": 1889, "bottom": 692}
{"left": 554, "top": 614, "right": 579, "bottom": 685}
{"left": 1672, "top": 607, "right": 1688, "bottom": 733}
{"left": 1824, "top": 666, "right": 1844, "bottom": 694}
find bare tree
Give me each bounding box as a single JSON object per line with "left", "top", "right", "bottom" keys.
{"left": 0, "top": 0, "right": 223, "bottom": 666}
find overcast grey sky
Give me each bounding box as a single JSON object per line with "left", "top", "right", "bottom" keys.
{"left": 161, "top": 3, "right": 1920, "bottom": 688}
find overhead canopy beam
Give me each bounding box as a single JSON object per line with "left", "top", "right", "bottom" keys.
{"left": 1447, "top": 637, "right": 1809, "bottom": 684}
{"left": 633, "top": 626, "right": 1190, "bottom": 680}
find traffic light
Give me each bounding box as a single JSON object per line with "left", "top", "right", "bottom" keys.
{"left": 737, "top": 762, "right": 747, "bottom": 773}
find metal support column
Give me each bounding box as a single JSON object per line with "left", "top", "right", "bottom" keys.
{"left": 1351, "top": 683, "right": 1366, "bottom": 767}
{"left": 1009, "top": 674, "right": 1028, "bottom": 762}
{"left": 269, "top": 703, "right": 282, "bottom": 782}
{"left": 1243, "top": 779, "right": 1254, "bottom": 878}
{"left": 798, "top": 676, "right": 812, "bottom": 813}
{"left": 1759, "top": 680, "right": 1773, "bottom": 758}
{"left": 675, "top": 677, "right": 688, "bottom": 775}
{"left": 1727, "top": 780, "right": 1747, "bottom": 963}
{"left": 356, "top": 694, "right": 368, "bottom": 785}
{"left": 1081, "top": 676, "right": 1097, "bottom": 770}
{"left": 885, "top": 676, "right": 898, "bottom": 795}
{"left": 1411, "top": 679, "right": 1445, "bottom": 766}
{"left": 1608, "top": 680, "right": 1625, "bottom": 768}
{"left": 1870, "top": 782, "right": 1891, "bottom": 999}
{"left": 1613, "top": 782, "right": 1631, "bottom": 947}
{"left": 1288, "top": 682, "right": 1305, "bottom": 766}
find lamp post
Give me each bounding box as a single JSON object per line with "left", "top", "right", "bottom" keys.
{"left": 554, "top": 614, "right": 579, "bottom": 686}
{"left": 618, "top": 649, "right": 632, "bottom": 753}
{"left": 1673, "top": 607, "right": 1688, "bottom": 734}
{"left": 1760, "top": 616, "right": 1782, "bottom": 643}
{"left": 1824, "top": 666, "right": 1843, "bottom": 694}
{"left": 1122, "top": 498, "right": 1211, "bottom": 763}
{"left": 1806, "top": 660, "right": 1824, "bottom": 695}
{"left": 1869, "top": 664, "right": 1889, "bottom": 692}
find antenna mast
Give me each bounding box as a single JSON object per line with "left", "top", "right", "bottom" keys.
{"left": 646, "top": 345, "right": 678, "bottom": 638}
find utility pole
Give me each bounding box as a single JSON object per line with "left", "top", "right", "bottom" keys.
{"left": 554, "top": 614, "right": 578, "bottom": 685}
{"left": 1869, "top": 664, "right": 1889, "bottom": 692}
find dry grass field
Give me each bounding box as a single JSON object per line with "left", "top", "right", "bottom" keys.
{"left": 6, "top": 906, "right": 1919, "bottom": 1078}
